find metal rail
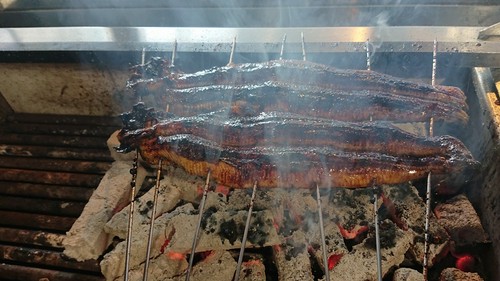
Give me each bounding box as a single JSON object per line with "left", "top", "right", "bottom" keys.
{"left": 0, "top": 27, "right": 496, "bottom": 53}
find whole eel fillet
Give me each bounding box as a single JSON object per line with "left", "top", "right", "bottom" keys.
{"left": 128, "top": 59, "right": 468, "bottom": 125}
{"left": 162, "top": 82, "right": 468, "bottom": 125}
{"left": 118, "top": 111, "right": 463, "bottom": 159}
{"left": 135, "top": 134, "right": 477, "bottom": 189}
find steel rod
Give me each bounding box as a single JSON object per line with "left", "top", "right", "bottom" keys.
{"left": 170, "top": 39, "right": 177, "bottom": 67}
{"left": 228, "top": 36, "right": 236, "bottom": 65}
{"left": 185, "top": 171, "right": 211, "bottom": 281}
{"left": 124, "top": 151, "right": 139, "bottom": 281}
{"left": 234, "top": 181, "right": 258, "bottom": 281}
{"left": 423, "top": 39, "right": 438, "bottom": 280}
{"left": 366, "top": 39, "right": 371, "bottom": 71}
{"left": 301, "top": 32, "right": 307, "bottom": 61}
{"left": 316, "top": 184, "right": 330, "bottom": 281}
{"left": 373, "top": 184, "right": 383, "bottom": 281}
{"left": 279, "top": 33, "right": 287, "bottom": 60}
{"left": 142, "top": 159, "right": 163, "bottom": 281}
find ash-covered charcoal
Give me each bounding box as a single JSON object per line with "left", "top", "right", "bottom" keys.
{"left": 366, "top": 219, "right": 398, "bottom": 249}
{"left": 201, "top": 206, "right": 218, "bottom": 234}
{"left": 324, "top": 188, "right": 376, "bottom": 241}
{"left": 247, "top": 215, "right": 275, "bottom": 247}
{"left": 273, "top": 230, "right": 314, "bottom": 281}
{"left": 218, "top": 218, "right": 240, "bottom": 245}
{"left": 435, "top": 194, "right": 489, "bottom": 245}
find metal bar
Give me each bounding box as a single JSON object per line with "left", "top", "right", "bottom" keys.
{"left": 1, "top": 26, "right": 497, "bottom": 57}
{"left": 301, "top": 32, "right": 307, "bottom": 61}
{"left": 279, "top": 33, "right": 287, "bottom": 60}
{"left": 228, "top": 36, "right": 236, "bottom": 65}
{"left": 423, "top": 39, "right": 438, "bottom": 281}
{"left": 170, "top": 40, "right": 177, "bottom": 67}
{"left": 366, "top": 39, "right": 371, "bottom": 71}
{"left": 316, "top": 184, "right": 330, "bottom": 281}
{"left": 124, "top": 151, "right": 139, "bottom": 281}
{"left": 373, "top": 184, "right": 383, "bottom": 281}
{"left": 185, "top": 171, "right": 211, "bottom": 281}
{"left": 423, "top": 172, "right": 432, "bottom": 281}
{"left": 143, "top": 159, "right": 163, "bottom": 281}
{"left": 234, "top": 181, "right": 258, "bottom": 281}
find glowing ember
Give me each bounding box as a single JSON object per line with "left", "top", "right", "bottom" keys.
{"left": 455, "top": 254, "right": 476, "bottom": 272}
{"left": 160, "top": 239, "right": 171, "bottom": 254}
{"left": 166, "top": 251, "right": 186, "bottom": 260}
{"left": 328, "top": 254, "right": 343, "bottom": 270}
{"left": 337, "top": 224, "right": 369, "bottom": 239}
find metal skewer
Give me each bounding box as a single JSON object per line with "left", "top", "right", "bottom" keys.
{"left": 423, "top": 38, "right": 438, "bottom": 281}
{"left": 316, "top": 184, "right": 330, "bottom": 281}
{"left": 185, "top": 171, "right": 211, "bottom": 281}
{"left": 301, "top": 32, "right": 307, "bottom": 61}
{"left": 143, "top": 159, "right": 163, "bottom": 281}
{"left": 279, "top": 33, "right": 287, "bottom": 60}
{"left": 170, "top": 40, "right": 177, "bottom": 67}
{"left": 373, "top": 182, "right": 383, "bottom": 281}
{"left": 228, "top": 36, "right": 236, "bottom": 65}
{"left": 123, "top": 151, "right": 139, "bottom": 281}
{"left": 366, "top": 39, "right": 372, "bottom": 72}
{"left": 234, "top": 181, "right": 258, "bottom": 281}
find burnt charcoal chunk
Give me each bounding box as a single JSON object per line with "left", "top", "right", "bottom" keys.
{"left": 219, "top": 219, "right": 239, "bottom": 245}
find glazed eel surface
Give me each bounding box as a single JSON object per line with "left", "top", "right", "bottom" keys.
{"left": 136, "top": 133, "right": 477, "bottom": 189}
{"left": 127, "top": 59, "right": 468, "bottom": 125}
{"left": 117, "top": 110, "right": 478, "bottom": 189}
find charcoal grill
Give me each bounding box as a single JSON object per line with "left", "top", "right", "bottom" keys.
{"left": 1, "top": 1, "right": 500, "bottom": 281}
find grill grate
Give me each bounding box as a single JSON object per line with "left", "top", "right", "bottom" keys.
{"left": 0, "top": 113, "right": 119, "bottom": 281}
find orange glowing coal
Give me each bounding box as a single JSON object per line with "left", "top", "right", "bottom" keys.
{"left": 328, "top": 254, "right": 344, "bottom": 271}
{"left": 337, "top": 224, "right": 368, "bottom": 240}
{"left": 166, "top": 251, "right": 187, "bottom": 260}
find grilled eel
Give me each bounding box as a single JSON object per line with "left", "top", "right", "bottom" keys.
{"left": 127, "top": 59, "right": 468, "bottom": 125}
{"left": 133, "top": 133, "right": 477, "bottom": 189}
{"left": 118, "top": 111, "right": 461, "bottom": 158}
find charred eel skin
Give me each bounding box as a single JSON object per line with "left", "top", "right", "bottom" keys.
{"left": 118, "top": 111, "right": 463, "bottom": 159}
{"left": 134, "top": 134, "right": 477, "bottom": 189}
{"left": 128, "top": 59, "right": 468, "bottom": 125}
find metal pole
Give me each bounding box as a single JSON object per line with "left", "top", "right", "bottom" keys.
{"left": 316, "top": 184, "right": 330, "bottom": 281}
{"left": 234, "top": 182, "right": 258, "bottom": 281}
{"left": 123, "top": 151, "right": 139, "bottom": 281}
{"left": 185, "top": 171, "right": 211, "bottom": 281}
{"left": 142, "top": 159, "right": 163, "bottom": 281}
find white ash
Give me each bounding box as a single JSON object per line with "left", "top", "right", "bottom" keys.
{"left": 273, "top": 230, "right": 314, "bottom": 281}
{"left": 164, "top": 209, "right": 280, "bottom": 253}
{"left": 63, "top": 161, "right": 147, "bottom": 261}
{"left": 236, "top": 255, "right": 266, "bottom": 281}
{"left": 104, "top": 180, "right": 181, "bottom": 239}
{"left": 100, "top": 203, "right": 194, "bottom": 281}
{"left": 328, "top": 219, "right": 414, "bottom": 281}
{"left": 183, "top": 251, "right": 237, "bottom": 281}
{"left": 392, "top": 268, "right": 424, "bottom": 281}
{"left": 439, "top": 268, "right": 484, "bottom": 281}
{"left": 435, "top": 194, "right": 489, "bottom": 245}
{"left": 113, "top": 253, "right": 187, "bottom": 281}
